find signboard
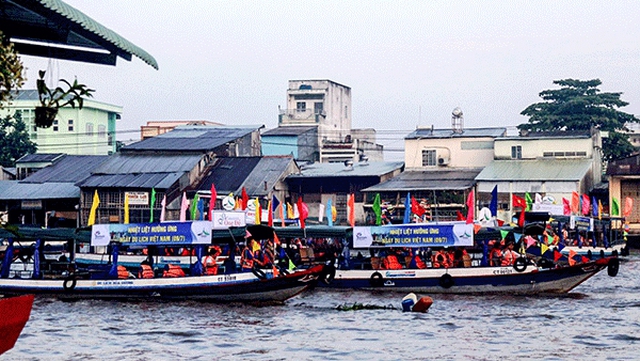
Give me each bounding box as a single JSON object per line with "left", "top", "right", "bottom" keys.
{"left": 353, "top": 222, "right": 474, "bottom": 248}
{"left": 21, "top": 200, "right": 42, "bottom": 210}
{"left": 91, "top": 221, "right": 212, "bottom": 246}
{"left": 125, "top": 192, "right": 149, "bottom": 205}
{"left": 569, "top": 216, "right": 593, "bottom": 232}
{"left": 211, "top": 211, "right": 246, "bottom": 229}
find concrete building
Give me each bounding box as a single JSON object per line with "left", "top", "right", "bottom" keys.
{"left": 2, "top": 90, "right": 122, "bottom": 155}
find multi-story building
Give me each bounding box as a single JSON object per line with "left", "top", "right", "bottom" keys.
{"left": 2, "top": 90, "right": 122, "bottom": 155}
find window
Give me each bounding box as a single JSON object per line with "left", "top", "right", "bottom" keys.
{"left": 344, "top": 105, "right": 348, "bottom": 118}
{"left": 98, "top": 125, "right": 106, "bottom": 138}
{"left": 68, "top": 119, "right": 74, "bottom": 132}
{"left": 296, "top": 102, "right": 306, "bottom": 112}
{"left": 86, "top": 123, "right": 94, "bottom": 135}
{"left": 511, "top": 145, "right": 522, "bottom": 159}
{"left": 314, "top": 102, "right": 324, "bottom": 114}
{"left": 53, "top": 119, "right": 58, "bottom": 132}
{"left": 422, "top": 149, "right": 437, "bottom": 166}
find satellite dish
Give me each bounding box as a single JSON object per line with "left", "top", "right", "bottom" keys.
{"left": 478, "top": 207, "right": 492, "bottom": 222}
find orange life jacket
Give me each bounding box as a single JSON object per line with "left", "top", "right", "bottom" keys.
{"left": 414, "top": 255, "right": 427, "bottom": 269}
{"left": 383, "top": 254, "right": 403, "bottom": 270}
{"left": 240, "top": 247, "right": 254, "bottom": 270}
{"left": 501, "top": 249, "right": 518, "bottom": 266}
{"left": 138, "top": 264, "right": 154, "bottom": 279}
{"left": 202, "top": 255, "right": 218, "bottom": 275}
{"left": 163, "top": 264, "right": 186, "bottom": 277}
{"left": 432, "top": 251, "right": 449, "bottom": 268}
{"left": 117, "top": 265, "right": 129, "bottom": 279}
{"left": 489, "top": 248, "right": 503, "bottom": 267}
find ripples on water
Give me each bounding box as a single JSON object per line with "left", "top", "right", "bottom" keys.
{"left": 6, "top": 254, "right": 640, "bottom": 361}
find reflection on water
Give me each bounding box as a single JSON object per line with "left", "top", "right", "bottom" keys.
{"left": 5, "top": 254, "right": 640, "bottom": 361}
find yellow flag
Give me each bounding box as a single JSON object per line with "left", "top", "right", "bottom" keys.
{"left": 540, "top": 243, "right": 549, "bottom": 256}
{"left": 287, "top": 202, "right": 294, "bottom": 219}
{"left": 331, "top": 205, "right": 337, "bottom": 222}
{"left": 88, "top": 190, "right": 100, "bottom": 226}
{"left": 124, "top": 193, "right": 130, "bottom": 224}
{"left": 254, "top": 198, "right": 261, "bottom": 224}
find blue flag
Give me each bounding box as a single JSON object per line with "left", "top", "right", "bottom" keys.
{"left": 403, "top": 192, "right": 411, "bottom": 224}
{"left": 327, "top": 198, "right": 334, "bottom": 227}
{"left": 272, "top": 195, "right": 281, "bottom": 220}
{"left": 490, "top": 185, "right": 498, "bottom": 217}
{"left": 592, "top": 196, "right": 598, "bottom": 218}
{"left": 197, "top": 197, "right": 205, "bottom": 220}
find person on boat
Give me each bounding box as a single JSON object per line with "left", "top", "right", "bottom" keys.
{"left": 138, "top": 261, "right": 154, "bottom": 279}
{"left": 163, "top": 264, "right": 186, "bottom": 277}
{"left": 117, "top": 265, "right": 131, "bottom": 279}
{"left": 488, "top": 241, "right": 503, "bottom": 267}
{"left": 382, "top": 248, "right": 403, "bottom": 270}
{"left": 202, "top": 246, "right": 221, "bottom": 275}
{"left": 408, "top": 249, "right": 427, "bottom": 269}
{"left": 432, "top": 248, "right": 450, "bottom": 268}
{"left": 259, "top": 239, "right": 276, "bottom": 269}
{"left": 501, "top": 242, "right": 519, "bottom": 266}
{"left": 240, "top": 238, "right": 258, "bottom": 272}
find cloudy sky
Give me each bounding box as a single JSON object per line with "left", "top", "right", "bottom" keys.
{"left": 17, "top": 1, "right": 640, "bottom": 160}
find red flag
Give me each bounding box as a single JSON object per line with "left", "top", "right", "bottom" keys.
{"left": 267, "top": 198, "right": 273, "bottom": 227}
{"left": 466, "top": 190, "right": 474, "bottom": 224}
{"left": 347, "top": 194, "right": 355, "bottom": 227}
{"left": 624, "top": 197, "right": 634, "bottom": 218}
{"left": 411, "top": 197, "right": 425, "bottom": 217}
{"left": 562, "top": 198, "right": 571, "bottom": 216}
{"left": 456, "top": 210, "right": 465, "bottom": 221}
{"left": 208, "top": 183, "right": 217, "bottom": 221}
{"left": 241, "top": 187, "right": 249, "bottom": 211}
{"left": 581, "top": 194, "right": 590, "bottom": 216}
{"left": 568, "top": 250, "right": 577, "bottom": 266}
{"left": 512, "top": 195, "right": 526, "bottom": 208}
{"left": 297, "top": 197, "right": 308, "bottom": 229}
{"left": 518, "top": 210, "right": 525, "bottom": 227}
{"left": 553, "top": 249, "right": 563, "bottom": 262}
{"left": 571, "top": 191, "right": 580, "bottom": 214}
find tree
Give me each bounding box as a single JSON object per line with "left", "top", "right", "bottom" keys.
{"left": 518, "top": 79, "right": 639, "bottom": 161}
{"left": 0, "top": 30, "right": 25, "bottom": 109}
{"left": 0, "top": 111, "right": 37, "bottom": 167}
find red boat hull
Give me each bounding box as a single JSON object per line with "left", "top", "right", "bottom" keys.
{"left": 0, "top": 294, "right": 34, "bottom": 355}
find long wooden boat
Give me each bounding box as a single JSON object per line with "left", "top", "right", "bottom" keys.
{"left": 0, "top": 294, "right": 34, "bottom": 355}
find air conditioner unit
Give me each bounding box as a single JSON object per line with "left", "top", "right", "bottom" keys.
{"left": 437, "top": 156, "right": 449, "bottom": 166}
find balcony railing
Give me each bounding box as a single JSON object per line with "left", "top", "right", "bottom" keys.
{"left": 279, "top": 109, "right": 326, "bottom": 124}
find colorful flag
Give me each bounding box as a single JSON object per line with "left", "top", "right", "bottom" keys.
{"left": 571, "top": 191, "right": 580, "bottom": 215}
{"left": 598, "top": 200, "right": 603, "bottom": 220}
{"left": 562, "top": 197, "right": 571, "bottom": 216}
{"left": 525, "top": 192, "right": 533, "bottom": 211}
{"left": 87, "top": 190, "right": 100, "bottom": 226}
{"left": 512, "top": 194, "right": 526, "bottom": 208}
{"left": 124, "top": 193, "right": 130, "bottom": 224}
{"left": 160, "top": 194, "right": 167, "bottom": 222}
{"left": 241, "top": 187, "right": 249, "bottom": 211}
{"left": 179, "top": 192, "right": 188, "bottom": 222}
{"left": 209, "top": 183, "right": 217, "bottom": 221}
{"left": 190, "top": 194, "right": 200, "bottom": 220}
{"left": 197, "top": 196, "right": 204, "bottom": 220}
{"left": 372, "top": 193, "right": 382, "bottom": 225}
{"left": 411, "top": 197, "right": 425, "bottom": 217}
{"left": 403, "top": 192, "right": 411, "bottom": 224}
{"left": 466, "top": 190, "right": 474, "bottom": 224}
{"left": 149, "top": 188, "right": 156, "bottom": 223}
{"left": 624, "top": 197, "right": 634, "bottom": 218}
{"left": 297, "top": 197, "right": 309, "bottom": 229}
{"left": 612, "top": 197, "right": 620, "bottom": 216}
{"left": 332, "top": 204, "right": 337, "bottom": 222}
{"left": 347, "top": 193, "right": 355, "bottom": 227}
{"left": 489, "top": 186, "right": 498, "bottom": 218}
{"left": 280, "top": 199, "right": 286, "bottom": 227}
{"left": 255, "top": 198, "right": 261, "bottom": 225}
{"left": 267, "top": 197, "right": 273, "bottom": 226}
{"left": 591, "top": 196, "right": 598, "bottom": 218}
{"left": 456, "top": 210, "right": 465, "bottom": 221}
{"left": 318, "top": 203, "right": 325, "bottom": 223}
{"left": 535, "top": 193, "right": 543, "bottom": 205}
{"left": 287, "top": 202, "right": 294, "bottom": 219}
{"left": 581, "top": 194, "right": 590, "bottom": 216}
{"left": 327, "top": 198, "right": 334, "bottom": 227}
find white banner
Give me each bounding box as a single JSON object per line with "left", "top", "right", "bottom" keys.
{"left": 125, "top": 192, "right": 149, "bottom": 205}
{"left": 211, "top": 211, "right": 246, "bottom": 229}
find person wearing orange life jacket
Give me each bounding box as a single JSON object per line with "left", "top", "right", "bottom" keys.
{"left": 163, "top": 264, "right": 186, "bottom": 277}
{"left": 501, "top": 242, "right": 519, "bottom": 266}
{"left": 382, "top": 249, "right": 403, "bottom": 270}
{"left": 117, "top": 265, "right": 131, "bottom": 279}
{"left": 408, "top": 249, "right": 427, "bottom": 269}
{"left": 202, "top": 247, "right": 220, "bottom": 276}
{"left": 240, "top": 238, "right": 257, "bottom": 272}
{"left": 488, "top": 241, "right": 503, "bottom": 267}
{"left": 431, "top": 248, "right": 450, "bottom": 268}
{"left": 138, "top": 263, "right": 154, "bottom": 279}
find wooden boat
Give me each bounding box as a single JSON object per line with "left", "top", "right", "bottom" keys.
{"left": 0, "top": 221, "right": 326, "bottom": 303}
{"left": 0, "top": 294, "right": 34, "bottom": 355}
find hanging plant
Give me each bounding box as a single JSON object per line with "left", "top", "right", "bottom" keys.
{"left": 35, "top": 70, "right": 94, "bottom": 128}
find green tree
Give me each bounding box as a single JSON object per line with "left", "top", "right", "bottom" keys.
{"left": 0, "top": 111, "right": 37, "bottom": 167}
{"left": 518, "top": 79, "right": 639, "bottom": 161}
{"left": 0, "top": 30, "right": 25, "bottom": 109}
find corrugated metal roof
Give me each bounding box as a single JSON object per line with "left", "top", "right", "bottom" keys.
{"left": 21, "top": 155, "right": 108, "bottom": 183}
{"left": 289, "top": 161, "right": 404, "bottom": 178}
{"left": 242, "top": 157, "right": 296, "bottom": 196}
{"left": 1, "top": 0, "right": 158, "bottom": 69}
{"left": 362, "top": 169, "right": 482, "bottom": 192}
{"left": 91, "top": 154, "right": 203, "bottom": 174}
{"left": 76, "top": 172, "right": 183, "bottom": 189}
{"left": 0, "top": 181, "right": 79, "bottom": 200}
{"left": 262, "top": 126, "right": 317, "bottom": 136}
{"left": 405, "top": 127, "right": 506, "bottom": 140}
{"left": 122, "top": 126, "right": 258, "bottom": 152}
{"left": 16, "top": 153, "right": 65, "bottom": 163}
{"left": 475, "top": 159, "right": 593, "bottom": 181}
{"left": 199, "top": 157, "right": 262, "bottom": 194}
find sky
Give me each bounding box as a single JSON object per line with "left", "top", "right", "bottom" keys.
{"left": 17, "top": 1, "right": 640, "bottom": 160}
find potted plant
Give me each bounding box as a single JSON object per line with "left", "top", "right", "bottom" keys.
{"left": 35, "top": 70, "right": 94, "bottom": 128}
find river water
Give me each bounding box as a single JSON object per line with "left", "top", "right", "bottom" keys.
{"left": 5, "top": 253, "right": 640, "bottom": 361}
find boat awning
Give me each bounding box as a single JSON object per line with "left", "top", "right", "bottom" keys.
{"left": 361, "top": 169, "right": 482, "bottom": 192}
{"left": 1, "top": 0, "right": 158, "bottom": 69}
